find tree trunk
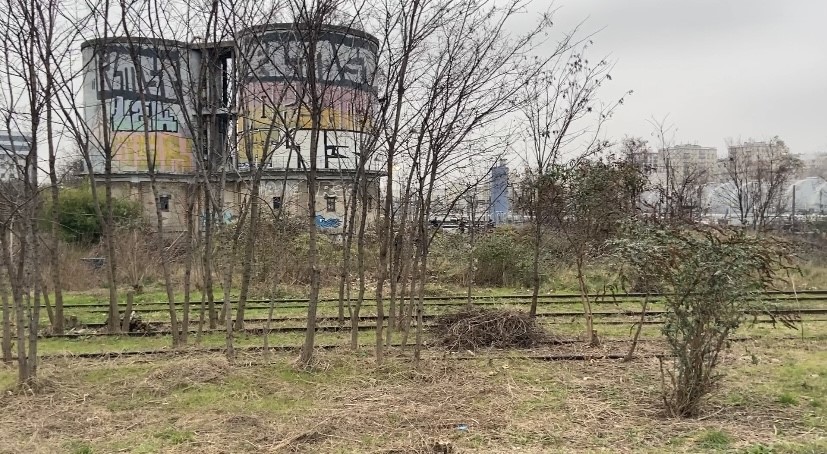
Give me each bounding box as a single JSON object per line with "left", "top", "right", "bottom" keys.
{"left": 122, "top": 290, "right": 134, "bottom": 332}
{"left": 299, "top": 124, "right": 322, "bottom": 367}
{"left": 104, "top": 160, "right": 119, "bottom": 333}
{"left": 182, "top": 189, "right": 194, "bottom": 345}
{"left": 350, "top": 180, "right": 369, "bottom": 350}
{"left": 1, "top": 283, "right": 10, "bottom": 364}
{"left": 223, "top": 266, "right": 234, "bottom": 361}
{"left": 576, "top": 256, "right": 596, "bottom": 346}
{"left": 46, "top": 94, "right": 63, "bottom": 335}
{"left": 234, "top": 176, "right": 260, "bottom": 331}
{"left": 40, "top": 282, "right": 54, "bottom": 328}
{"left": 624, "top": 294, "right": 649, "bottom": 362}
{"left": 529, "top": 218, "right": 542, "bottom": 317}
{"left": 204, "top": 198, "right": 217, "bottom": 329}
{"left": 263, "top": 298, "right": 275, "bottom": 358}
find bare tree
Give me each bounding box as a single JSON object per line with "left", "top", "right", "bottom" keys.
{"left": 518, "top": 41, "right": 627, "bottom": 323}
{"left": 720, "top": 137, "right": 802, "bottom": 230}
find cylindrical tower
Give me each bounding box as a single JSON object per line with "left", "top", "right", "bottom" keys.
{"left": 81, "top": 38, "right": 197, "bottom": 174}
{"left": 235, "top": 23, "right": 379, "bottom": 172}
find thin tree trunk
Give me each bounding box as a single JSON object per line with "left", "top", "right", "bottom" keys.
{"left": 1, "top": 283, "right": 10, "bottom": 363}
{"left": 122, "top": 290, "right": 134, "bottom": 332}
{"left": 204, "top": 199, "right": 217, "bottom": 329}
{"left": 576, "top": 256, "right": 596, "bottom": 346}
{"left": 624, "top": 294, "right": 649, "bottom": 362}
{"left": 104, "top": 162, "right": 119, "bottom": 333}
{"left": 350, "top": 180, "right": 369, "bottom": 349}
{"left": 223, "top": 267, "right": 234, "bottom": 361}
{"left": 529, "top": 219, "right": 541, "bottom": 317}
{"left": 234, "top": 177, "right": 260, "bottom": 331}
{"left": 46, "top": 89, "right": 63, "bottom": 335}
{"left": 40, "top": 282, "right": 54, "bottom": 328}
{"left": 263, "top": 298, "right": 275, "bottom": 358}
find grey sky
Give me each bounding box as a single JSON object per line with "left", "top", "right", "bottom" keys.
{"left": 518, "top": 0, "right": 827, "bottom": 156}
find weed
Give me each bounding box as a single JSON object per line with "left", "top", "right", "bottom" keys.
{"left": 778, "top": 392, "right": 799, "bottom": 406}
{"left": 697, "top": 429, "right": 731, "bottom": 450}
{"left": 154, "top": 427, "right": 194, "bottom": 445}
{"left": 66, "top": 441, "right": 94, "bottom": 454}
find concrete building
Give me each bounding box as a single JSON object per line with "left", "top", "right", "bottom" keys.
{"left": 0, "top": 131, "right": 31, "bottom": 182}
{"left": 81, "top": 24, "right": 382, "bottom": 233}
{"left": 627, "top": 149, "right": 659, "bottom": 175}
{"left": 799, "top": 152, "right": 827, "bottom": 178}
{"left": 489, "top": 159, "right": 509, "bottom": 224}
{"left": 728, "top": 140, "right": 790, "bottom": 162}
{"left": 657, "top": 144, "right": 719, "bottom": 184}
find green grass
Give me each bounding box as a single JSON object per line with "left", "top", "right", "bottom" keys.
{"left": 153, "top": 427, "right": 194, "bottom": 444}
{"left": 696, "top": 429, "right": 732, "bottom": 450}
{"left": 779, "top": 392, "right": 799, "bottom": 406}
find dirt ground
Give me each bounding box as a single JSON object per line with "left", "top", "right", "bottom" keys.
{"left": 0, "top": 338, "right": 825, "bottom": 453}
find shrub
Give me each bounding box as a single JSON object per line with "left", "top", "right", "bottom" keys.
{"left": 611, "top": 224, "right": 797, "bottom": 417}
{"left": 473, "top": 228, "right": 534, "bottom": 287}
{"left": 45, "top": 184, "right": 143, "bottom": 244}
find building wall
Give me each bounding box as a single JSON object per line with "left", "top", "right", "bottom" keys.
{"left": 111, "top": 172, "right": 380, "bottom": 233}
{"left": 656, "top": 144, "right": 718, "bottom": 183}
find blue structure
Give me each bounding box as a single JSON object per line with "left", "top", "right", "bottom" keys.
{"left": 489, "top": 159, "right": 509, "bottom": 224}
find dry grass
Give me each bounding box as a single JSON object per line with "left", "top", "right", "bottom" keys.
{"left": 0, "top": 338, "right": 824, "bottom": 453}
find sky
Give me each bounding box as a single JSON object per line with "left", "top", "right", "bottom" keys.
{"left": 513, "top": 0, "right": 827, "bottom": 156}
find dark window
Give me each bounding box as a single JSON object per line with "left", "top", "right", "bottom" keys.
{"left": 367, "top": 196, "right": 373, "bottom": 211}
{"left": 272, "top": 196, "right": 282, "bottom": 210}
{"left": 326, "top": 197, "right": 336, "bottom": 212}
{"left": 158, "top": 195, "right": 170, "bottom": 212}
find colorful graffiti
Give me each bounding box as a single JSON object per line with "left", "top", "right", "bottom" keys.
{"left": 237, "top": 26, "right": 378, "bottom": 172}
{"left": 244, "top": 29, "right": 378, "bottom": 90}
{"left": 84, "top": 42, "right": 193, "bottom": 174}
{"left": 314, "top": 214, "right": 341, "bottom": 229}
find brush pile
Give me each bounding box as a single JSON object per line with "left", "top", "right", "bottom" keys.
{"left": 431, "top": 306, "right": 550, "bottom": 351}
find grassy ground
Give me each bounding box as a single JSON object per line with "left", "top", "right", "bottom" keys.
{"left": 0, "top": 337, "right": 825, "bottom": 453}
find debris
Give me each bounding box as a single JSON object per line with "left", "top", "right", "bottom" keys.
{"left": 431, "top": 306, "right": 551, "bottom": 351}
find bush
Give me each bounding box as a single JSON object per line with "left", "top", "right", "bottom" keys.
{"left": 473, "top": 228, "right": 534, "bottom": 287}
{"left": 45, "top": 184, "right": 143, "bottom": 244}
{"left": 611, "top": 224, "right": 796, "bottom": 417}
{"left": 431, "top": 306, "right": 550, "bottom": 351}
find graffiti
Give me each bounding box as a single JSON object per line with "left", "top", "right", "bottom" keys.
{"left": 111, "top": 97, "right": 179, "bottom": 132}
{"left": 245, "top": 30, "right": 378, "bottom": 90}
{"left": 98, "top": 46, "right": 183, "bottom": 133}
{"left": 314, "top": 214, "right": 341, "bottom": 229}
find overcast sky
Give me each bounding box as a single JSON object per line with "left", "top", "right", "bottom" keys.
{"left": 516, "top": 0, "right": 827, "bottom": 156}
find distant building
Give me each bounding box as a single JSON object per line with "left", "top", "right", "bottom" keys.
{"left": 801, "top": 152, "right": 827, "bottom": 178}
{"left": 658, "top": 144, "right": 718, "bottom": 183}
{"left": 490, "top": 159, "right": 509, "bottom": 224}
{"left": 727, "top": 140, "right": 790, "bottom": 161}
{"left": 0, "top": 131, "right": 31, "bottom": 182}
{"left": 627, "top": 150, "right": 659, "bottom": 175}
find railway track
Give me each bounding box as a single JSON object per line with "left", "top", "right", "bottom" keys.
{"left": 39, "top": 306, "right": 824, "bottom": 338}
{"left": 55, "top": 290, "right": 827, "bottom": 313}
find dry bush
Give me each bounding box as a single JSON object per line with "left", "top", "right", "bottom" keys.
{"left": 54, "top": 241, "right": 104, "bottom": 291}
{"left": 431, "top": 306, "right": 550, "bottom": 351}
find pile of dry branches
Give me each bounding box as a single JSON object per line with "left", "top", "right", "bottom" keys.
{"left": 431, "top": 306, "right": 549, "bottom": 351}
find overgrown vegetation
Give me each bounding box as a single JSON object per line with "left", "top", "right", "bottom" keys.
{"left": 44, "top": 184, "right": 143, "bottom": 244}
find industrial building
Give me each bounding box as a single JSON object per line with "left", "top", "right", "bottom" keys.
{"left": 80, "top": 24, "right": 383, "bottom": 232}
